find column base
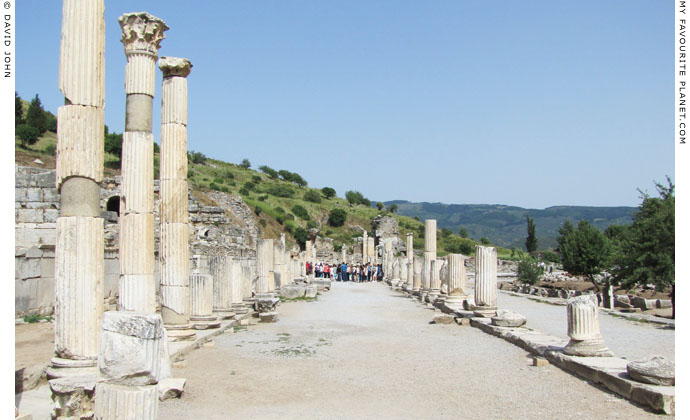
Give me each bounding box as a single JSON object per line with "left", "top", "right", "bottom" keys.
{"left": 445, "top": 294, "right": 468, "bottom": 305}
{"left": 49, "top": 373, "right": 99, "bottom": 420}
{"left": 473, "top": 306, "right": 498, "bottom": 317}
{"left": 47, "top": 357, "right": 98, "bottom": 380}
{"left": 213, "top": 310, "right": 236, "bottom": 320}
{"left": 189, "top": 315, "right": 220, "bottom": 329}
{"left": 165, "top": 325, "right": 197, "bottom": 342}
{"left": 232, "top": 304, "right": 250, "bottom": 314}
{"left": 563, "top": 336, "right": 615, "bottom": 357}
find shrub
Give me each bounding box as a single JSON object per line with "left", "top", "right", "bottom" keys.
{"left": 259, "top": 165, "right": 279, "bottom": 179}
{"left": 517, "top": 257, "right": 544, "bottom": 285}
{"left": 286, "top": 213, "right": 295, "bottom": 221}
{"left": 252, "top": 175, "right": 262, "bottom": 183}
{"left": 275, "top": 207, "right": 285, "bottom": 214}
{"left": 276, "top": 214, "right": 285, "bottom": 225}
{"left": 220, "top": 186, "right": 229, "bottom": 193}
{"left": 321, "top": 187, "right": 336, "bottom": 199}
{"left": 259, "top": 219, "right": 267, "bottom": 227}
{"left": 16, "top": 124, "right": 40, "bottom": 148}
{"left": 345, "top": 190, "right": 369, "bottom": 206}
{"left": 307, "top": 220, "right": 318, "bottom": 229}
{"left": 540, "top": 250, "right": 559, "bottom": 263}
{"left": 292, "top": 205, "right": 310, "bottom": 220}
{"left": 254, "top": 205, "right": 262, "bottom": 216}
{"left": 240, "top": 159, "right": 251, "bottom": 169}
{"left": 213, "top": 177, "right": 224, "bottom": 184}
{"left": 239, "top": 188, "right": 249, "bottom": 196}
{"left": 303, "top": 190, "right": 322, "bottom": 203}
{"left": 293, "top": 227, "right": 308, "bottom": 247}
{"left": 188, "top": 151, "right": 207, "bottom": 164}
{"left": 209, "top": 182, "right": 221, "bottom": 191}
{"left": 267, "top": 184, "right": 294, "bottom": 198}
{"left": 284, "top": 220, "right": 297, "bottom": 234}
{"left": 44, "top": 144, "right": 56, "bottom": 155}
{"left": 480, "top": 237, "right": 491, "bottom": 245}
{"left": 328, "top": 208, "right": 347, "bottom": 227}
{"left": 243, "top": 181, "right": 256, "bottom": 191}
{"left": 225, "top": 171, "right": 235, "bottom": 179}
{"left": 257, "top": 195, "right": 266, "bottom": 202}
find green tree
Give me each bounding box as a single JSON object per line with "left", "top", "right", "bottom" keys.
{"left": 557, "top": 220, "right": 610, "bottom": 290}
{"left": 389, "top": 204, "right": 398, "bottom": 214}
{"left": 26, "top": 94, "right": 47, "bottom": 134}
{"left": 480, "top": 237, "right": 491, "bottom": 245}
{"left": 104, "top": 125, "right": 123, "bottom": 165}
{"left": 612, "top": 178, "right": 674, "bottom": 294}
{"left": 328, "top": 208, "right": 347, "bottom": 227}
{"left": 259, "top": 165, "right": 278, "bottom": 179}
{"left": 293, "top": 227, "right": 309, "bottom": 247}
{"left": 525, "top": 215, "right": 538, "bottom": 252}
{"left": 441, "top": 228, "right": 453, "bottom": 239}
{"left": 459, "top": 228, "right": 468, "bottom": 238}
{"left": 16, "top": 124, "right": 40, "bottom": 148}
{"left": 321, "top": 187, "right": 336, "bottom": 199}
{"left": 376, "top": 202, "right": 384, "bottom": 211}
{"left": 345, "top": 190, "right": 369, "bottom": 206}
{"left": 303, "top": 190, "right": 322, "bottom": 203}
{"left": 15, "top": 92, "right": 24, "bottom": 126}
{"left": 266, "top": 184, "right": 294, "bottom": 198}
{"left": 240, "top": 159, "right": 251, "bottom": 169}
{"left": 291, "top": 205, "right": 310, "bottom": 220}
{"left": 517, "top": 257, "right": 544, "bottom": 285}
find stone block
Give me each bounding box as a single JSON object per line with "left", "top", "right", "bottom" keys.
{"left": 491, "top": 310, "right": 527, "bottom": 327}
{"left": 15, "top": 187, "right": 27, "bottom": 201}
{"left": 279, "top": 285, "right": 306, "bottom": 299}
{"left": 627, "top": 356, "right": 675, "bottom": 386}
{"left": 259, "top": 312, "right": 278, "bottom": 323}
{"left": 36, "top": 171, "right": 56, "bottom": 188}
{"left": 305, "top": 285, "right": 318, "bottom": 298}
{"left": 656, "top": 299, "right": 672, "bottom": 309}
{"left": 533, "top": 357, "right": 549, "bottom": 367}
{"left": 98, "top": 312, "right": 164, "bottom": 386}
{"left": 432, "top": 314, "right": 454, "bottom": 324}
{"left": 159, "top": 377, "right": 186, "bottom": 401}
{"left": 44, "top": 209, "right": 59, "bottom": 223}
{"left": 18, "top": 209, "right": 44, "bottom": 223}
{"left": 94, "top": 383, "right": 158, "bottom": 419}
{"left": 16, "top": 257, "right": 41, "bottom": 279}
{"left": 26, "top": 188, "right": 43, "bottom": 202}
{"left": 43, "top": 187, "right": 60, "bottom": 202}
{"left": 49, "top": 375, "right": 98, "bottom": 420}
{"left": 255, "top": 297, "right": 280, "bottom": 313}
{"left": 40, "top": 257, "right": 55, "bottom": 278}
{"left": 631, "top": 296, "right": 656, "bottom": 310}
{"left": 26, "top": 247, "right": 43, "bottom": 258}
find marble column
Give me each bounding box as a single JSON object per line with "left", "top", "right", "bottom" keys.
{"left": 209, "top": 256, "right": 235, "bottom": 319}
{"left": 305, "top": 240, "right": 312, "bottom": 263}
{"left": 241, "top": 258, "right": 254, "bottom": 302}
{"left": 428, "top": 259, "right": 441, "bottom": 300}
{"left": 50, "top": 0, "right": 106, "bottom": 380}
{"left": 367, "top": 237, "right": 375, "bottom": 262}
{"left": 342, "top": 245, "right": 347, "bottom": 264}
{"left": 445, "top": 253, "right": 468, "bottom": 305}
{"left": 189, "top": 273, "right": 219, "bottom": 329}
{"left": 273, "top": 242, "right": 283, "bottom": 290}
{"left": 473, "top": 245, "right": 498, "bottom": 317}
{"left": 412, "top": 255, "right": 422, "bottom": 293}
{"left": 362, "top": 232, "right": 368, "bottom": 261}
{"left": 231, "top": 259, "right": 248, "bottom": 313}
{"left": 563, "top": 295, "right": 614, "bottom": 357}
{"left": 392, "top": 258, "right": 401, "bottom": 281}
{"left": 400, "top": 258, "right": 408, "bottom": 284}
{"left": 256, "top": 239, "right": 274, "bottom": 294}
{"left": 158, "top": 56, "right": 193, "bottom": 340}
{"left": 421, "top": 220, "right": 437, "bottom": 298}
{"left": 118, "top": 12, "right": 168, "bottom": 314}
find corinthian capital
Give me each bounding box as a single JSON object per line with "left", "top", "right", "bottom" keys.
{"left": 119, "top": 12, "right": 169, "bottom": 56}
{"left": 159, "top": 57, "right": 193, "bottom": 78}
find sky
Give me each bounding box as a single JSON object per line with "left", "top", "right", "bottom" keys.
{"left": 14, "top": 0, "right": 673, "bottom": 209}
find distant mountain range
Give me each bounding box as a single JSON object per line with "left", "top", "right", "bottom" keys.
{"left": 384, "top": 201, "right": 636, "bottom": 250}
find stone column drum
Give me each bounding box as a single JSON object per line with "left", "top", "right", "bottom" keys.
{"left": 256, "top": 239, "right": 274, "bottom": 294}
{"left": 406, "top": 261, "right": 413, "bottom": 289}
{"left": 50, "top": 0, "right": 106, "bottom": 380}
{"left": 362, "top": 231, "right": 368, "bottom": 261}
{"left": 412, "top": 255, "right": 422, "bottom": 293}
{"left": 473, "top": 245, "right": 498, "bottom": 317}
{"left": 209, "top": 256, "right": 235, "bottom": 319}
{"left": 273, "top": 242, "right": 283, "bottom": 290}
{"left": 342, "top": 245, "right": 347, "bottom": 264}
{"left": 445, "top": 254, "right": 468, "bottom": 305}
{"left": 424, "top": 219, "right": 437, "bottom": 257}
{"left": 563, "top": 295, "right": 614, "bottom": 357}
{"left": 118, "top": 12, "right": 168, "bottom": 314}
{"left": 158, "top": 56, "right": 194, "bottom": 339}
{"left": 367, "top": 237, "right": 375, "bottom": 262}
{"left": 400, "top": 258, "right": 408, "bottom": 285}
{"left": 428, "top": 259, "right": 441, "bottom": 300}
{"left": 420, "top": 251, "right": 434, "bottom": 300}
{"left": 305, "top": 240, "right": 312, "bottom": 263}
{"left": 189, "top": 274, "right": 220, "bottom": 329}
{"left": 93, "top": 312, "right": 164, "bottom": 420}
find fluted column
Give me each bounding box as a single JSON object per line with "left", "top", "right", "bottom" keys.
{"left": 392, "top": 258, "right": 401, "bottom": 281}
{"left": 272, "top": 242, "right": 283, "bottom": 290}
{"left": 51, "top": 0, "right": 105, "bottom": 381}
{"left": 406, "top": 261, "right": 413, "bottom": 289}
{"left": 412, "top": 255, "right": 422, "bottom": 292}
{"left": 342, "top": 245, "right": 347, "bottom": 264}
{"left": 400, "top": 258, "right": 408, "bottom": 284}
{"left": 428, "top": 259, "right": 441, "bottom": 300}
{"left": 241, "top": 258, "right": 254, "bottom": 302}
{"left": 424, "top": 219, "right": 437, "bottom": 257}
{"left": 158, "top": 57, "right": 193, "bottom": 336}
{"left": 305, "top": 240, "right": 312, "bottom": 263}
{"left": 473, "top": 245, "right": 498, "bottom": 317}
{"left": 118, "top": 12, "right": 168, "bottom": 314}
{"left": 564, "top": 295, "right": 614, "bottom": 357}
{"left": 446, "top": 253, "right": 468, "bottom": 305}
{"left": 256, "top": 239, "right": 274, "bottom": 294}
{"left": 209, "top": 256, "right": 235, "bottom": 319}
{"left": 189, "top": 273, "right": 219, "bottom": 329}
{"left": 362, "top": 232, "right": 368, "bottom": 262}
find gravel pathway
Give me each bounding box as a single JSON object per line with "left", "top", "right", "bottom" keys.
{"left": 160, "top": 282, "right": 671, "bottom": 419}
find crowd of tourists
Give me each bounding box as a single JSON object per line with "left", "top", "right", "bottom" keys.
{"left": 305, "top": 262, "right": 383, "bottom": 282}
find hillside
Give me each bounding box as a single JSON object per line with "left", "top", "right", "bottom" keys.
{"left": 384, "top": 201, "right": 636, "bottom": 250}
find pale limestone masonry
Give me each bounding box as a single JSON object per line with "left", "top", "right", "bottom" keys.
{"left": 159, "top": 56, "right": 193, "bottom": 332}
{"left": 118, "top": 12, "right": 168, "bottom": 315}
{"left": 406, "top": 261, "right": 413, "bottom": 288}
{"left": 362, "top": 231, "right": 368, "bottom": 261}
{"left": 412, "top": 255, "right": 422, "bottom": 292}
{"left": 51, "top": 0, "right": 105, "bottom": 384}
{"left": 305, "top": 240, "right": 312, "bottom": 262}
{"left": 367, "top": 236, "right": 376, "bottom": 262}
{"left": 421, "top": 251, "right": 434, "bottom": 298}
{"left": 428, "top": 259, "right": 441, "bottom": 300}
{"left": 189, "top": 274, "right": 219, "bottom": 329}
{"left": 273, "top": 242, "right": 284, "bottom": 290}
{"left": 473, "top": 245, "right": 498, "bottom": 317}
{"left": 424, "top": 219, "right": 437, "bottom": 256}
{"left": 94, "top": 311, "right": 164, "bottom": 419}
{"left": 231, "top": 260, "right": 245, "bottom": 307}
{"left": 406, "top": 232, "right": 413, "bottom": 262}
{"left": 257, "top": 239, "right": 274, "bottom": 293}
{"left": 564, "top": 295, "right": 614, "bottom": 357}
{"left": 209, "top": 256, "right": 234, "bottom": 319}
{"left": 446, "top": 253, "right": 468, "bottom": 305}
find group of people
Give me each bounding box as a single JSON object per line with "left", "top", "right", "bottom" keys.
{"left": 305, "top": 261, "right": 384, "bottom": 283}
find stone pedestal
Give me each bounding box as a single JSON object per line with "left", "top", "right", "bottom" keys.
{"left": 189, "top": 274, "right": 220, "bottom": 329}
{"left": 118, "top": 12, "right": 168, "bottom": 315}
{"left": 445, "top": 253, "right": 467, "bottom": 305}
{"left": 52, "top": 0, "right": 106, "bottom": 384}
{"left": 563, "top": 295, "right": 614, "bottom": 357}
{"left": 473, "top": 245, "right": 497, "bottom": 317}
{"left": 257, "top": 239, "right": 274, "bottom": 294}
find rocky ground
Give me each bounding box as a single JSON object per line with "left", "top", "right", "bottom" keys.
{"left": 160, "top": 282, "right": 672, "bottom": 419}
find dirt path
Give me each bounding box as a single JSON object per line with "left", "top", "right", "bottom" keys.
{"left": 160, "top": 282, "right": 670, "bottom": 419}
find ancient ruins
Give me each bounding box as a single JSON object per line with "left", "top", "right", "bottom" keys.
{"left": 13, "top": 1, "right": 675, "bottom": 419}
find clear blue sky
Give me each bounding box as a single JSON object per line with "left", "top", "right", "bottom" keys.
{"left": 16, "top": 0, "right": 673, "bottom": 209}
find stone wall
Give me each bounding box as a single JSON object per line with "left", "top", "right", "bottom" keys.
{"left": 15, "top": 166, "right": 259, "bottom": 317}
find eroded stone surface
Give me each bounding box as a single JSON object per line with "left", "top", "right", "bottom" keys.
{"left": 627, "top": 356, "right": 675, "bottom": 386}
{"left": 491, "top": 310, "right": 527, "bottom": 327}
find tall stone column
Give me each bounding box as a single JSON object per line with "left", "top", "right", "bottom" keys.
{"left": 256, "top": 239, "right": 274, "bottom": 294}
{"left": 50, "top": 0, "right": 106, "bottom": 382}
{"left": 428, "top": 259, "right": 441, "bottom": 300}
{"left": 362, "top": 232, "right": 368, "bottom": 261}
{"left": 421, "top": 220, "right": 437, "bottom": 298}
{"left": 118, "top": 12, "right": 168, "bottom": 313}
{"left": 342, "top": 245, "right": 347, "bottom": 264}
{"left": 241, "top": 258, "right": 254, "bottom": 302}
{"left": 158, "top": 56, "right": 193, "bottom": 339}
{"left": 209, "top": 256, "right": 235, "bottom": 319}
{"left": 305, "top": 240, "right": 312, "bottom": 262}
{"left": 564, "top": 295, "right": 614, "bottom": 357}
{"left": 406, "top": 261, "right": 414, "bottom": 290}
{"left": 473, "top": 245, "right": 498, "bottom": 317}
{"left": 273, "top": 242, "right": 283, "bottom": 290}
{"left": 446, "top": 253, "right": 468, "bottom": 306}
{"left": 189, "top": 273, "right": 220, "bottom": 329}
{"left": 406, "top": 233, "right": 414, "bottom": 261}
{"left": 400, "top": 258, "right": 408, "bottom": 284}
{"left": 231, "top": 260, "right": 248, "bottom": 313}
{"left": 412, "top": 255, "right": 422, "bottom": 293}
